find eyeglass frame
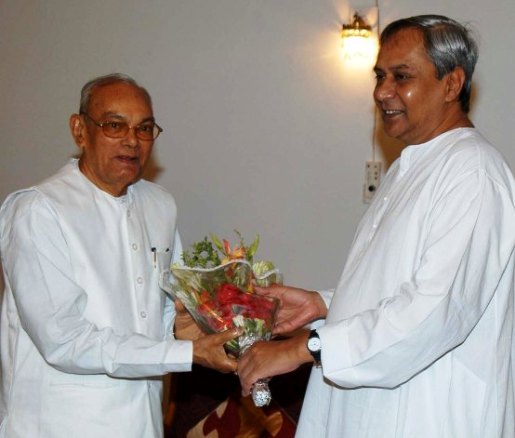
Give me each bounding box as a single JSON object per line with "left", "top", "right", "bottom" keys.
{"left": 80, "top": 112, "right": 163, "bottom": 141}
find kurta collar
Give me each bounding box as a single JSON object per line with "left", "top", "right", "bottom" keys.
{"left": 70, "top": 158, "right": 135, "bottom": 206}
{"left": 398, "top": 128, "right": 475, "bottom": 176}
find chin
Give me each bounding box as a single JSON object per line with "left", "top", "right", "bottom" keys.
{"left": 383, "top": 126, "right": 408, "bottom": 142}
{"left": 115, "top": 172, "right": 140, "bottom": 189}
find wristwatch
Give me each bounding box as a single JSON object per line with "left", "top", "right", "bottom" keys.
{"left": 307, "top": 329, "right": 321, "bottom": 366}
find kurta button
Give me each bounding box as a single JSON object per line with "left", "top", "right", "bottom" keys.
{"left": 140, "top": 311, "right": 147, "bottom": 318}
{"left": 127, "top": 210, "right": 131, "bottom": 218}
{"left": 137, "top": 277, "right": 143, "bottom": 284}
{"left": 132, "top": 243, "right": 138, "bottom": 250}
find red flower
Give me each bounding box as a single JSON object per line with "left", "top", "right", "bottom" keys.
{"left": 199, "top": 290, "right": 211, "bottom": 304}
{"left": 216, "top": 283, "right": 242, "bottom": 305}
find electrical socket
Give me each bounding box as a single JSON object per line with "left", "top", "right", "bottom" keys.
{"left": 363, "top": 160, "right": 382, "bottom": 203}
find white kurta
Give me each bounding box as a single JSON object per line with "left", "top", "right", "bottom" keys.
{"left": 297, "top": 128, "right": 515, "bottom": 437}
{"left": 0, "top": 159, "right": 192, "bottom": 437}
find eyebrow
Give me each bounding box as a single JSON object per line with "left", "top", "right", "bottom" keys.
{"left": 99, "top": 112, "right": 155, "bottom": 123}
{"left": 374, "top": 63, "right": 411, "bottom": 71}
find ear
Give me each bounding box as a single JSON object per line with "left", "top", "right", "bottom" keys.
{"left": 69, "top": 114, "right": 87, "bottom": 149}
{"left": 444, "top": 67, "right": 466, "bottom": 103}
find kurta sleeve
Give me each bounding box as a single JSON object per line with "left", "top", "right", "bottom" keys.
{"left": 318, "top": 167, "right": 515, "bottom": 388}
{"left": 1, "top": 191, "right": 193, "bottom": 378}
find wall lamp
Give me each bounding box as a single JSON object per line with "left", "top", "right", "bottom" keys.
{"left": 341, "top": 13, "right": 377, "bottom": 62}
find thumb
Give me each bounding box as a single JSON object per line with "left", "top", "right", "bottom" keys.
{"left": 254, "top": 285, "right": 272, "bottom": 295}
{"left": 254, "top": 284, "right": 284, "bottom": 300}
{"left": 218, "top": 327, "right": 242, "bottom": 343}
{"left": 174, "top": 299, "right": 186, "bottom": 311}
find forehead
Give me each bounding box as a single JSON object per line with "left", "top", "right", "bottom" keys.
{"left": 375, "top": 28, "right": 432, "bottom": 70}
{"left": 88, "top": 82, "right": 153, "bottom": 117}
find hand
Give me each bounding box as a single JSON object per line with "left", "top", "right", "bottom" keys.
{"left": 173, "top": 300, "right": 203, "bottom": 341}
{"left": 254, "top": 284, "right": 328, "bottom": 335}
{"left": 192, "top": 328, "right": 241, "bottom": 373}
{"left": 237, "top": 331, "right": 312, "bottom": 396}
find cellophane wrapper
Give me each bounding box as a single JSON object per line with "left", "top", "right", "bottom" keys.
{"left": 167, "top": 260, "right": 279, "bottom": 357}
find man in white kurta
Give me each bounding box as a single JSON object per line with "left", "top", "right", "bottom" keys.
{"left": 0, "top": 74, "right": 238, "bottom": 437}
{"left": 237, "top": 15, "right": 515, "bottom": 437}
{"left": 0, "top": 159, "right": 190, "bottom": 437}
{"left": 298, "top": 127, "right": 515, "bottom": 437}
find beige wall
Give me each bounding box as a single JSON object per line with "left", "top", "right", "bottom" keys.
{"left": 0, "top": 263, "right": 3, "bottom": 302}
{"left": 1, "top": 1, "right": 514, "bottom": 289}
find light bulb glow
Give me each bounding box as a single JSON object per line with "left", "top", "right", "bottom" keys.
{"left": 341, "top": 35, "right": 377, "bottom": 61}
{"left": 340, "top": 13, "right": 377, "bottom": 66}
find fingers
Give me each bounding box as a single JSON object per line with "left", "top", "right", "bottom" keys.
{"left": 271, "top": 324, "right": 290, "bottom": 336}
{"left": 174, "top": 299, "right": 187, "bottom": 313}
{"left": 192, "top": 328, "right": 242, "bottom": 373}
{"left": 219, "top": 356, "right": 239, "bottom": 374}
{"left": 236, "top": 342, "right": 267, "bottom": 395}
{"left": 236, "top": 355, "right": 254, "bottom": 396}
{"left": 254, "top": 283, "right": 284, "bottom": 295}
{"left": 199, "top": 328, "right": 241, "bottom": 356}
{"left": 238, "top": 335, "right": 309, "bottom": 395}
{"left": 253, "top": 285, "right": 269, "bottom": 295}
{"left": 219, "top": 327, "right": 243, "bottom": 342}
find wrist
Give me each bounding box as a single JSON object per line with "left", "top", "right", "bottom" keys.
{"left": 306, "top": 329, "right": 322, "bottom": 367}
{"left": 309, "top": 291, "right": 328, "bottom": 320}
{"left": 293, "top": 330, "right": 320, "bottom": 366}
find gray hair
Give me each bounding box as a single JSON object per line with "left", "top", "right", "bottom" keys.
{"left": 380, "top": 15, "right": 478, "bottom": 113}
{"left": 79, "top": 73, "right": 153, "bottom": 114}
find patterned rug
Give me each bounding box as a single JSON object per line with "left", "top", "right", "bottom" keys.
{"left": 166, "top": 364, "right": 311, "bottom": 438}
{"left": 186, "top": 392, "right": 297, "bottom": 437}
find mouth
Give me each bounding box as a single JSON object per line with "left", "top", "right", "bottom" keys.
{"left": 382, "top": 109, "right": 404, "bottom": 117}
{"left": 114, "top": 155, "right": 141, "bottom": 168}
{"left": 115, "top": 155, "right": 139, "bottom": 163}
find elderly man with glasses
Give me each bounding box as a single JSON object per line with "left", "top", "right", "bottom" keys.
{"left": 0, "top": 73, "right": 239, "bottom": 438}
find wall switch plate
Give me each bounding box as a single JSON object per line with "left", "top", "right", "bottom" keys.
{"left": 363, "top": 160, "right": 382, "bottom": 203}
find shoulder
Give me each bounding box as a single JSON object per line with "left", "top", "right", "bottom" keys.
{"left": 437, "top": 129, "right": 515, "bottom": 197}
{"left": 37, "top": 160, "right": 88, "bottom": 198}
{"left": 440, "top": 129, "right": 511, "bottom": 177}
{"left": 446, "top": 129, "right": 501, "bottom": 161}
{"left": 1, "top": 188, "right": 41, "bottom": 217}
{"left": 0, "top": 188, "right": 57, "bottom": 238}
{"left": 0, "top": 162, "right": 80, "bottom": 229}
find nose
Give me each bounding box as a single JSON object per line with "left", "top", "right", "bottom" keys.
{"left": 374, "top": 77, "right": 395, "bottom": 103}
{"left": 123, "top": 126, "right": 140, "bottom": 147}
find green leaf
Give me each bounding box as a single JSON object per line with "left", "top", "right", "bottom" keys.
{"left": 210, "top": 233, "right": 224, "bottom": 252}
{"left": 181, "top": 236, "right": 221, "bottom": 268}
{"left": 247, "top": 234, "right": 260, "bottom": 259}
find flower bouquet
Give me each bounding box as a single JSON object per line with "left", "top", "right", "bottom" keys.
{"left": 161, "top": 231, "right": 282, "bottom": 407}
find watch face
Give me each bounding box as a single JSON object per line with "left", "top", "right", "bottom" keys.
{"left": 307, "top": 336, "right": 321, "bottom": 352}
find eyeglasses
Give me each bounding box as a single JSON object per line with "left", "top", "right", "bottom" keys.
{"left": 80, "top": 112, "right": 163, "bottom": 141}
